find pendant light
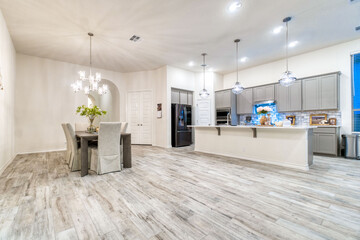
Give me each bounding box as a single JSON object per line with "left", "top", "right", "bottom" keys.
{"left": 279, "top": 17, "right": 297, "bottom": 87}
{"left": 199, "top": 53, "right": 210, "bottom": 99}
{"left": 232, "top": 39, "right": 244, "bottom": 94}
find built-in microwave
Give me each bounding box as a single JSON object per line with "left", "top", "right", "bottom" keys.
{"left": 216, "top": 108, "right": 231, "bottom": 125}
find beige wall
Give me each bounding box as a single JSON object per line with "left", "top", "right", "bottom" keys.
{"left": 15, "top": 54, "right": 127, "bottom": 154}
{"left": 223, "top": 39, "right": 360, "bottom": 134}
{"left": 0, "top": 10, "right": 16, "bottom": 174}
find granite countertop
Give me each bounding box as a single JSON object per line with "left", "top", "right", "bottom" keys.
{"left": 189, "top": 125, "right": 317, "bottom": 130}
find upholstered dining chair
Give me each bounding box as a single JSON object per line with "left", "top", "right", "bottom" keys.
{"left": 90, "top": 122, "right": 122, "bottom": 175}
{"left": 66, "top": 123, "right": 92, "bottom": 171}
{"left": 61, "top": 123, "right": 72, "bottom": 165}
{"left": 120, "top": 122, "right": 128, "bottom": 133}
{"left": 75, "top": 122, "right": 88, "bottom": 132}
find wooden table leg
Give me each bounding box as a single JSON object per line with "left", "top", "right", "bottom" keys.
{"left": 81, "top": 137, "right": 88, "bottom": 177}
{"left": 123, "top": 134, "right": 132, "bottom": 168}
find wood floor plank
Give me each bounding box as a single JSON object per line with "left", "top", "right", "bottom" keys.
{"left": 0, "top": 146, "right": 359, "bottom": 240}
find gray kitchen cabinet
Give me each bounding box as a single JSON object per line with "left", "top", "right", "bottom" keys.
{"left": 179, "top": 91, "right": 188, "bottom": 104}
{"left": 302, "top": 73, "right": 339, "bottom": 111}
{"left": 171, "top": 89, "right": 193, "bottom": 105}
{"left": 312, "top": 127, "right": 339, "bottom": 156}
{"left": 215, "top": 89, "right": 233, "bottom": 109}
{"left": 275, "top": 81, "right": 301, "bottom": 112}
{"left": 187, "top": 92, "right": 193, "bottom": 105}
{"left": 236, "top": 88, "right": 253, "bottom": 114}
{"left": 253, "top": 84, "right": 274, "bottom": 103}
{"left": 171, "top": 90, "right": 180, "bottom": 104}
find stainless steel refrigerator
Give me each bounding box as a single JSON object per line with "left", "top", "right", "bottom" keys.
{"left": 171, "top": 104, "right": 192, "bottom": 147}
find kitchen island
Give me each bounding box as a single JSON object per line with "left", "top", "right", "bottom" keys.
{"left": 191, "top": 125, "right": 316, "bottom": 170}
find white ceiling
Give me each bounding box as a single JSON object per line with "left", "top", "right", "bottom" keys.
{"left": 0, "top": 0, "right": 359, "bottom": 74}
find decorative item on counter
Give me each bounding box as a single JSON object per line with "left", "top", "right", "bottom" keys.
{"left": 266, "top": 113, "right": 271, "bottom": 125}
{"left": 245, "top": 116, "right": 252, "bottom": 125}
{"left": 310, "top": 114, "right": 327, "bottom": 125}
{"left": 286, "top": 115, "right": 296, "bottom": 125}
{"left": 283, "top": 119, "right": 292, "bottom": 127}
{"left": 275, "top": 121, "right": 283, "bottom": 127}
{"left": 257, "top": 106, "right": 272, "bottom": 125}
{"left": 76, "top": 105, "right": 107, "bottom": 133}
{"left": 329, "top": 118, "right": 337, "bottom": 125}
{"left": 96, "top": 127, "right": 99, "bottom": 133}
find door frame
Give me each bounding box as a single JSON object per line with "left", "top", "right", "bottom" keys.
{"left": 126, "top": 89, "right": 153, "bottom": 145}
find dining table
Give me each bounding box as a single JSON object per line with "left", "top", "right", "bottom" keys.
{"left": 76, "top": 131, "right": 132, "bottom": 177}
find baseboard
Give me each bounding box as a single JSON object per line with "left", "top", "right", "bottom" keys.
{"left": 194, "top": 149, "right": 309, "bottom": 171}
{"left": 0, "top": 156, "right": 15, "bottom": 176}
{"left": 17, "top": 148, "right": 66, "bottom": 155}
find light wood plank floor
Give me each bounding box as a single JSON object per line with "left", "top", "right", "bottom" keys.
{"left": 1, "top": 146, "right": 360, "bottom": 240}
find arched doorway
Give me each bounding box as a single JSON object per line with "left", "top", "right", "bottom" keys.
{"left": 87, "top": 79, "right": 120, "bottom": 125}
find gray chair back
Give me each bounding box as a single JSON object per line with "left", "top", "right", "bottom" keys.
{"left": 120, "top": 122, "right": 128, "bottom": 133}
{"left": 66, "top": 123, "right": 81, "bottom": 171}
{"left": 98, "top": 122, "right": 121, "bottom": 174}
{"left": 61, "top": 123, "right": 72, "bottom": 165}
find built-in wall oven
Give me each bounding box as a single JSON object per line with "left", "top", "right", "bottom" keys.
{"left": 216, "top": 108, "right": 231, "bottom": 125}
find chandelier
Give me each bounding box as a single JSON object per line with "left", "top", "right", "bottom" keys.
{"left": 199, "top": 53, "right": 210, "bottom": 99}
{"left": 232, "top": 39, "right": 244, "bottom": 94}
{"left": 71, "top": 33, "right": 108, "bottom": 95}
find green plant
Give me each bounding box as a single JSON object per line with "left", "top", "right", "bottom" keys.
{"left": 76, "top": 105, "right": 107, "bottom": 131}
{"left": 76, "top": 105, "right": 107, "bottom": 118}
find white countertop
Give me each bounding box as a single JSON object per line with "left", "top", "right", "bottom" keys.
{"left": 189, "top": 125, "right": 317, "bottom": 130}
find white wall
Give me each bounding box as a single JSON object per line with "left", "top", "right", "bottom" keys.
{"left": 124, "top": 66, "right": 168, "bottom": 148}
{"left": 223, "top": 39, "right": 360, "bottom": 134}
{"left": 15, "top": 54, "right": 127, "bottom": 153}
{"left": 0, "top": 10, "right": 16, "bottom": 173}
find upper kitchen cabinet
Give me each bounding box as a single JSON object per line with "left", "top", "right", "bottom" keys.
{"left": 171, "top": 88, "right": 193, "bottom": 105}
{"left": 253, "top": 85, "right": 275, "bottom": 103}
{"left": 275, "top": 81, "right": 302, "bottom": 112}
{"left": 215, "top": 89, "right": 235, "bottom": 109}
{"left": 302, "top": 72, "right": 339, "bottom": 111}
{"left": 236, "top": 88, "right": 253, "bottom": 114}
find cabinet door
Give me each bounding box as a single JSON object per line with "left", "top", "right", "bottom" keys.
{"left": 171, "top": 90, "right": 180, "bottom": 104}
{"left": 275, "top": 84, "right": 289, "bottom": 112}
{"left": 187, "top": 92, "right": 193, "bottom": 106}
{"left": 253, "top": 87, "right": 265, "bottom": 102}
{"left": 289, "top": 81, "right": 302, "bottom": 111}
{"left": 264, "top": 85, "right": 275, "bottom": 100}
{"left": 179, "top": 91, "right": 188, "bottom": 105}
{"left": 215, "top": 91, "right": 223, "bottom": 109}
{"left": 320, "top": 74, "right": 338, "bottom": 110}
{"left": 317, "top": 134, "right": 337, "bottom": 155}
{"left": 222, "top": 90, "right": 232, "bottom": 108}
{"left": 237, "top": 89, "right": 253, "bottom": 114}
{"left": 302, "top": 77, "right": 320, "bottom": 110}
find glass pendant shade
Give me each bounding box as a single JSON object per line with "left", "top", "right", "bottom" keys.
{"left": 279, "top": 71, "right": 297, "bottom": 87}
{"left": 232, "top": 81, "right": 244, "bottom": 94}
{"left": 199, "top": 88, "right": 210, "bottom": 99}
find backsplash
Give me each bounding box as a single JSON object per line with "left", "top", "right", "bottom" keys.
{"left": 238, "top": 110, "right": 342, "bottom": 126}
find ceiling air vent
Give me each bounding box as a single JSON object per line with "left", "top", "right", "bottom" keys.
{"left": 349, "top": 0, "right": 360, "bottom": 3}
{"left": 129, "top": 35, "right": 141, "bottom": 42}
{"left": 356, "top": 26, "right": 360, "bottom": 31}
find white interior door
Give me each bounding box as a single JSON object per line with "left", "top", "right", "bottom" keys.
{"left": 127, "top": 91, "right": 152, "bottom": 145}
{"left": 140, "top": 91, "right": 152, "bottom": 144}
{"left": 196, "top": 99, "right": 211, "bottom": 126}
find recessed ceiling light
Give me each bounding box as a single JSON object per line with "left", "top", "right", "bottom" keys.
{"left": 240, "top": 57, "right": 248, "bottom": 63}
{"left": 273, "top": 26, "right": 283, "bottom": 34}
{"left": 188, "top": 61, "right": 194, "bottom": 67}
{"left": 228, "top": 1, "right": 241, "bottom": 12}
{"left": 289, "top": 41, "right": 299, "bottom": 48}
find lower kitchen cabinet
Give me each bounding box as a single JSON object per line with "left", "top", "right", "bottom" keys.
{"left": 312, "top": 127, "right": 339, "bottom": 156}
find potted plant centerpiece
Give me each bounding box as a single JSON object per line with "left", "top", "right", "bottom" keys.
{"left": 256, "top": 106, "right": 272, "bottom": 125}
{"left": 76, "top": 105, "right": 107, "bottom": 133}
